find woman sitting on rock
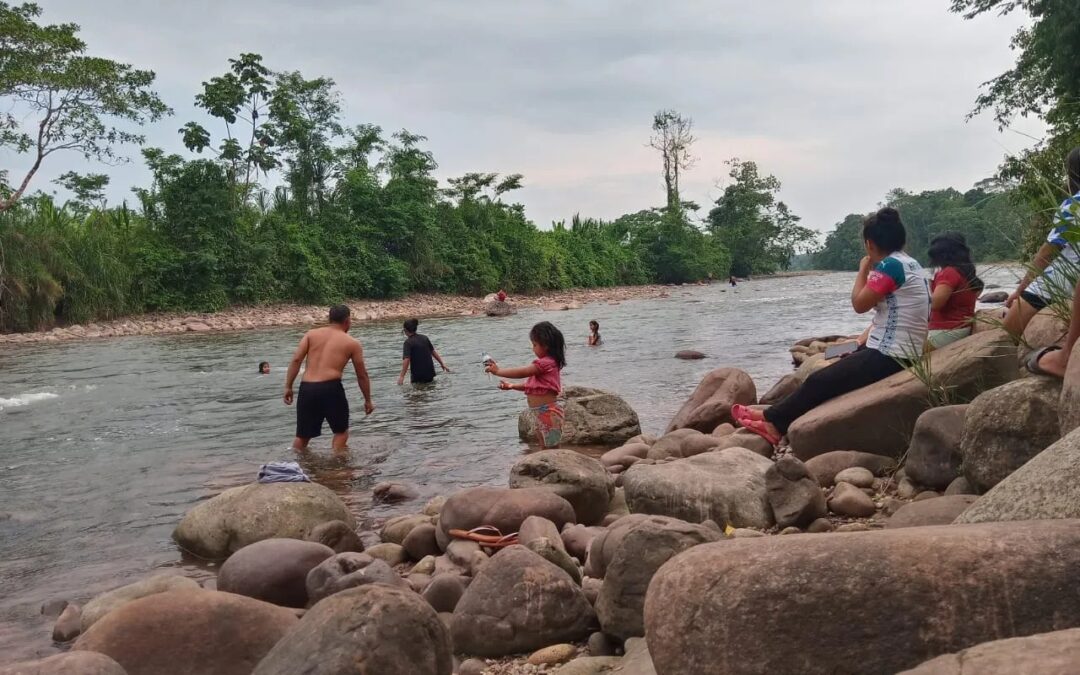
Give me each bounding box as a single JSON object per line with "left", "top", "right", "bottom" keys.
{"left": 927, "top": 232, "right": 983, "bottom": 349}
{"left": 734, "top": 207, "right": 930, "bottom": 445}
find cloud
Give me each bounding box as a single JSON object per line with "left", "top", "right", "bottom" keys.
{"left": 16, "top": 0, "right": 1042, "bottom": 231}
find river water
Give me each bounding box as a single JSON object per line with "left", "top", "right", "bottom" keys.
{"left": 0, "top": 269, "right": 1017, "bottom": 661}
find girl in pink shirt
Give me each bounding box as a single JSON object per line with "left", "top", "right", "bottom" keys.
{"left": 485, "top": 321, "right": 566, "bottom": 448}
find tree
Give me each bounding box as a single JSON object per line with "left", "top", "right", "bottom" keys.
{"left": 180, "top": 53, "right": 278, "bottom": 201}
{"left": 0, "top": 2, "right": 169, "bottom": 211}
{"left": 707, "top": 159, "right": 814, "bottom": 276}
{"left": 950, "top": 0, "right": 1080, "bottom": 129}
{"left": 268, "top": 71, "right": 343, "bottom": 213}
{"left": 54, "top": 170, "right": 108, "bottom": 211}
{"left": 649, "top": 110, "right": 695, "bottom": 213}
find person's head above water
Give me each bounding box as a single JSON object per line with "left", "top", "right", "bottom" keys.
{"left": 1067, "top": 147, "right": 1080, "bottom": 196}
{"left": 258, "top": 361, "right": 270, "bottom": 374}
{"left": 328, "top": 304, "right": 351, "bottom": 330}
{"left": 861, "top": 207, "right": 906, "bottom": 261}
{"left": 589, "top": 320, "right": 599, "bottom": 334}
{"left": 403, "top": 318, "right": 419, "bottom": 335}
{"left": 530, "top": 321, "right": 567, "bottom": 369}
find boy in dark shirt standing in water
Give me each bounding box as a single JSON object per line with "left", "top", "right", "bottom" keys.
{"left": 397, "top": 318, "right": 451, "bottom": 385}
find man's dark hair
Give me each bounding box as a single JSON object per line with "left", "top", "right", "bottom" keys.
{"left": 328, "top": 304, "right": 350, "bottom": 324}
{"left": 862, "top": 207, "right": 906, "bottom": 253}
{"left": 403, "top": 318, "right": 419, "bottom": 334}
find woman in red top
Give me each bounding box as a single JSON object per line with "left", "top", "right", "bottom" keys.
{"left": 927, "top": 233, "right": 983, "bottom": 349}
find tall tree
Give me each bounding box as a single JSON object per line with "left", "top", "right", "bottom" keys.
{"left": 707, "top": 159, "right": 814, "bottom": 276}
{"left": 649, "top": 110, "right": 695, "bottom": 213}
{"left": 0, "top": 2, "right": 169, "bottom": 211}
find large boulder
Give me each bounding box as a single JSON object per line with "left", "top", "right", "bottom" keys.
{"left": 484, "top": 299, "right": 515, "bottom": 317}
{"left": 885, "top": 495, "right": 978, "bottom": 528}
{"left": 787, "top": 330, "right": 1016, "bottom": 460}
{"left": 645, "top": 520, "right": 1080, "bottom": 675}
{"left": 759, "top": 373, "right": 800, "bottom": 406}
{"left": 905, "top": 405, "right": 968, "bottom": 490}
{"left": 1019, "top": 310, "right": 1067, "bottom": 361}
{"left": 438, "top": 487, "right": 575, "bottom": 550}
{"left": 451, "top": 546, "right": 596, "bottom": 656}
{"left": 600, "top": 443, "right": 651, "bottom": 471}
{"left": 592, "top": 515, "right": 719, "bottom": 640}
{"left": 622, "top": 448, "right": 774, "bottom": 529}
{"left": 804, "top": 451, "right": 897, "bottom": 487}
{"left": 173, "top": 482, "right": 354, "bottom": 560}
{"left": 217, "top": 538, "right": 334, "bottom": 608}
{"left": 666, "top": 368, "right": 756, "bottom": 433}
{"left": 509, "top": 450, "right": 614, "bottom": 525}
{"left": 765, "top": 456, "right": 827, "bottom": 528}
{"left": 81, "top": 574, "right": 199, "bottom": 631}
{"left": 253, "top": 585, "right": 451, "bottom": 675}
{"left": 517, "top": 386, "right": 641, "bottom": 446}
{"left": 0, "top": 653, "right": 127, "bottom": 675}
{"left": 899, "top": 628, "right": 1080, "bottom": 675}
{"left": 74, "top": 589, "right": 297, "bottom": 675}
{"left": 306, "top": 554, "right": 406, "bottom": 605}
{"left": 960, "top": 377, "right": 1062, "bottom": 493}
{"left": 956, "top": 426, "right": 1080, "bottom": 523}
{"left": 1059, "top": 339, "right": 1080, "bottom": 435}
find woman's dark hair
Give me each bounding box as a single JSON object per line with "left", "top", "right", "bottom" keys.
{"left": 403, "top": 318, "right": 419, "bottom": 333}
{"left": 928, "top": 232, "right": 984, "bottom": 293}
{"left": 862, "top": 207, "right": 906, "bottom": 253}
{"left": 589, "top": 320, "right": 599, "bottom": 331}
{"left": 530, "top": 321, "right": 567, "bottom": 369}
{"left": 1067, "top": 147, "right": 1080, "bottom": 196}
{"left": 258, "top": 361, "right": 269, "bottom": 373}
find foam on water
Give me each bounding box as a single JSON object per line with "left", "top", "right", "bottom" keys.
{"left": 0, "top": 391, "right": 59, "bottom": 410}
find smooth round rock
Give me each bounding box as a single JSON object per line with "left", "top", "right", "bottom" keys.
{"left": 218, "top": 538, "right": 334, "bottom": 608}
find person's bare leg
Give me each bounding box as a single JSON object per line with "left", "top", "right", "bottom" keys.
{"left": 292, "top": 437, "right": 310, "bottom": 452}
{"left": 1003, "top": 298, "right": 1040, "bottom": 342}
{"left": 331, "top": 431, "right": 349, "bottom": 451}
{"left": 1037, "top": 291, "right": 1080, "bottom": 376}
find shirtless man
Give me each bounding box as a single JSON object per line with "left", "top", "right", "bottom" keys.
{"left": 284, "top": 304, "right": 374, "bottom": 451}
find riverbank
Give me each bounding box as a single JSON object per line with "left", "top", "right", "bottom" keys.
{"left": 0, "top": 285, "right": 676, "bottom": 346}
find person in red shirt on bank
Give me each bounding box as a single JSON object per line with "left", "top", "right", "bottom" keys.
{"left": 927, "top": 232, "right": 984, "bottom": 349}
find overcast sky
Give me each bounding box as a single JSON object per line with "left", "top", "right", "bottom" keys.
{"left": 19, "top": 0, "right": 1042, "bottom": 233}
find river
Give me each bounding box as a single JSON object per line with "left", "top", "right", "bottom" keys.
{"left": 0, "top": 268, "right": 1018, "bottom": 661}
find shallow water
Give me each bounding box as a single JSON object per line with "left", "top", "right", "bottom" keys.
{"left": 0, "top": 268, "right": 1019, "bottom": 661}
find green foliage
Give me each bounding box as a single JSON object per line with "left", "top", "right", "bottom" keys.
{"left": 0, "top": 2, "right": 169, "bottom": 209}
{"left": 707, "top": 159, "right": 817, "bottom": 276}
{"left": 813, "top": 184, "right": 1030, "bottom": 270}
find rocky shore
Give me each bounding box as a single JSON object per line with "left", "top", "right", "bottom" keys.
{"left": 0, "top": 285, "right": 679, "bottom": 346}
{"left": 8, "top": 306, "right": 1079, "bottom": 675}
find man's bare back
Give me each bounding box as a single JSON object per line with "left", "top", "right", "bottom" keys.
{"left": 299, "top": 326, "right": 362, "bottom": 383}
{"left": 284, "top": 305, "right": 373, "bottom": 450}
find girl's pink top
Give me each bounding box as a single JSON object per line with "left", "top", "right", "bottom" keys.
{"left": 523, "top": 356, "right": 561, "bottom": 396}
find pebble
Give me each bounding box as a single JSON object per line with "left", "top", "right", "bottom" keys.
{"left": 52, "top": 604, "right": 81, "bottom": 642}
{"left": 528, "top": 643, "right": 578, "bottom": 665}
{"left": 807, "top": 518, "right": 834, "bottom": 533}
{"left": 834, "top": 467, "right": 875, "bottom": 489}
{"left": 897, "top": 477, "right": 918, "bottom": 499}
{"left": 836, "top": 522, "right": 870, "bottom": 532}
{"left": 412, "top": 555, "right": 437, "bottom": 576}
{"left": 40, "top": 599, "right": 68, "bottom": 618}
{"left": 880, "top": 498, "right": 904, "bottom": 517}
{"left": 458, "top": 659, "right": 487, "bottom": 675}
{"left": 914, "top": 490, "right": 941, "bottom": 502}
{"left": 587, "top": 631, "right": 618, "bottom": 657}
{"left": 945, "top": 476, "right": 974, "bottom": 496}
{"left": 731, "top": 528, "right": 765, "bottom": 538}
{"left": 828, "top": 483, "right": 877, "bottom": 518}
{"left": 779, "top": 526, "right": 802, "bottom": 535}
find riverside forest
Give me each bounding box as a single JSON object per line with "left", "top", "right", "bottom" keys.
{"left": 0, "top": 1, "right": 1056, "bottom": 335}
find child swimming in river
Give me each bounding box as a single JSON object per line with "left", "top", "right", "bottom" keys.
{"left": 485, "top": 321, "right": 566, "bottom": 448}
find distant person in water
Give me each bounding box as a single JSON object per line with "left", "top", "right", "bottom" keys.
{"left": 497, "top": 289, "right": 508, "bottom": 302}
{"left": 729, "top": 276, "right": 737, "bottom": 287}
{"left": 587, "top": 320, "right": 602, "bottom": 346}
{"left": 486, "top": 321, "right": 566, "bottom": 448}
{"left": 734, "top": 207, "right": 929, "bottom": 446}
{"left": 258, "top": 361, "right": 270, "bottom": 374}
{"left": 927, "top": 233, "right": 983, "bottom": 349}
{"left": 397, "top": 318, "right": 451, "bottom": 385}
{"left": 284, "top": 304, "right": 373, "bottom": 452}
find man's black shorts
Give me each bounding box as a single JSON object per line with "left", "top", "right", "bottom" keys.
{"left": 296, "top": 379, "right": 349, "bottom": 439}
